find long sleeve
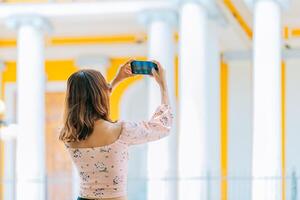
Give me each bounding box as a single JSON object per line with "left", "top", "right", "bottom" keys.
{"left": 119, "top": 104, "right": 173, "bottom": 145}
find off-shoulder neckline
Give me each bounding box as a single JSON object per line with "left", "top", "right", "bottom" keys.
{"left": 65, "top": 120, "right": 125, "bottom": 150}
{"left": 64, "top": 104, "right": 171, "bottom": 150}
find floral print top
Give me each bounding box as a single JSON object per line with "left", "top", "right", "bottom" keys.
{"left": 65, "top": 104, "right": 173, "bottom": 199}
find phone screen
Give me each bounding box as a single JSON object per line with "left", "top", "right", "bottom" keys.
{"left": 130, "top": 61, "right": 158, "bottom": 75}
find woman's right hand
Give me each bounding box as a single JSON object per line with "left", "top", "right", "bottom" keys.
{"left": 151, "top": 60, "right": 170, "bottom": 105}
{"left": 151, "top": 60, "right": 167, "bottom": 89}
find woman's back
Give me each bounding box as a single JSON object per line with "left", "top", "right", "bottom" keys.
{"left": 66, "top": 104, "right": 173, "bottom": 200}
{"left": 66, "top": 120, "right": 129, "bottom": 200}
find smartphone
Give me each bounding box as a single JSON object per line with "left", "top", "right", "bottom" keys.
{"left": 130, "top": 61, "right": 158, "bottom": 75}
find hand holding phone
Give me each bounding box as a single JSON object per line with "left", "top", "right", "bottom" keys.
{"left": 130, "top": 61, "right": 158, "bottom": 75}
{"left": 150, "top": 61, "right": 166, "bottom": 88}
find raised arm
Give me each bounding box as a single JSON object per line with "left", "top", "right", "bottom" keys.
{"left": 118, "top": 61, "right": 173, "bottom": 145}
{"left": 151, "top": 60, "right": 170, "bottom": 105}
{"left": 119, "top": 104, "right": 173, "bottom": 145}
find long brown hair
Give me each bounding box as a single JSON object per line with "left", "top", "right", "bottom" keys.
{"left": 59, "top": 69, "right": 113, "bottom": 142}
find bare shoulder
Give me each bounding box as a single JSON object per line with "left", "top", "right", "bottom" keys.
{"left": 113, "top": 121, "right": 124, "bottom": 138}
{"left": 110, "top": 121, "right": 123, "bottom": 134}
{"left": 93, "top": 120, "right": 123, "bottom": 140}
{"left": 66, "top": 120, "right": 124, "bottom": 148}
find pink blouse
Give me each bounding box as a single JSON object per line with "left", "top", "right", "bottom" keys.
{"left": 65, "top": 104, "right": 173, "bottom": 199}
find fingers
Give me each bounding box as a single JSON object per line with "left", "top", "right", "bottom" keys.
{"left": 151, "top": 68, "right": 155, "bottom": 77}
{"left": 150, "top": 60, "right": 163, "bottom": 73}
{"left": 124, "top": 63, "right": 132, "bottom": 71}
{"left": 125, "top": 68, "right": 131, "bottom": 74}
{"left": 128, "top": 59, "right": 134, "bottom": 65}
{"left": 123, "top": 68, "right": 132, "bottom": 78}
{"left": 120, "top": 59, "right": 134, "bottom": 77}
{"left": 151, "top": 67, "right": 155, "bottom": 75}
{"left": 151, "top": 67, "right": 158, "bottom": 78}
{"left": 125, "top": 62, "right": 133, "bottom": 76}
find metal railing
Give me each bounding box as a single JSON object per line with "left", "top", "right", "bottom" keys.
{"left": 1, "top": 172, "right": 300, "bottom": 200}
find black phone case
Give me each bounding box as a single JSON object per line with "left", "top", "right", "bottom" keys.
{"left": 130, "top": 61, "right": 158, "bottom": 75}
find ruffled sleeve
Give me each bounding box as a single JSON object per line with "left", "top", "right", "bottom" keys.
{"left": 119, "top": 104, "right": 173, "bottom": 145}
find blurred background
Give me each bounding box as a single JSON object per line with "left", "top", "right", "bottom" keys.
{"left": 0, "top": 0, "right": 299, "bottom": 200}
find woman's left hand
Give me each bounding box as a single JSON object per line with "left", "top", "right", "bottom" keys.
{"left": 115, "top": 59, "right": 134, "bottom": 81}
{"left": 110, "top": 59, "right": 134, "bottom": 91}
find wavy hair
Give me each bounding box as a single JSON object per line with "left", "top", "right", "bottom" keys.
{"left": 59, "top": 69, "right": 113, "bottom": 142}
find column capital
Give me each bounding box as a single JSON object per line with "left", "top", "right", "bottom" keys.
{"left": 244, "top": 0, "right": 290, "bottom": 10}
{"left": 178, "top": 0, "right": 228, "bottom": 26}
{"left": 5, "top": 15, "right": 52, "bottom": 33}
{"left": 178, "top": 0, "right": 219, "bottom": 17}
{"left": 138, "top": 9, "right": 178, "bottom": 28}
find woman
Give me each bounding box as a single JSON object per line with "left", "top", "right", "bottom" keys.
{"left": 59, "top": 59, "right": 173, "bottom": 200}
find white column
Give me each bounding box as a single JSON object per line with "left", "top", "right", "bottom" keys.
{"left": 3, "top": 139, "right": 17, "bottom": 200}
{"left": 140, "top": 10, "right": 177, "bottom": 200}
{"left": 252, "top": 0, "right": 282, "bottom": 199}
{"left": 178, "top": 1, "right": 210, "bottom": 199}
{"left": 1, "top": 124, "right": 18, "bottom": 200}
{"left": 6, "top": 16, "right": 50, "bottom": 200}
